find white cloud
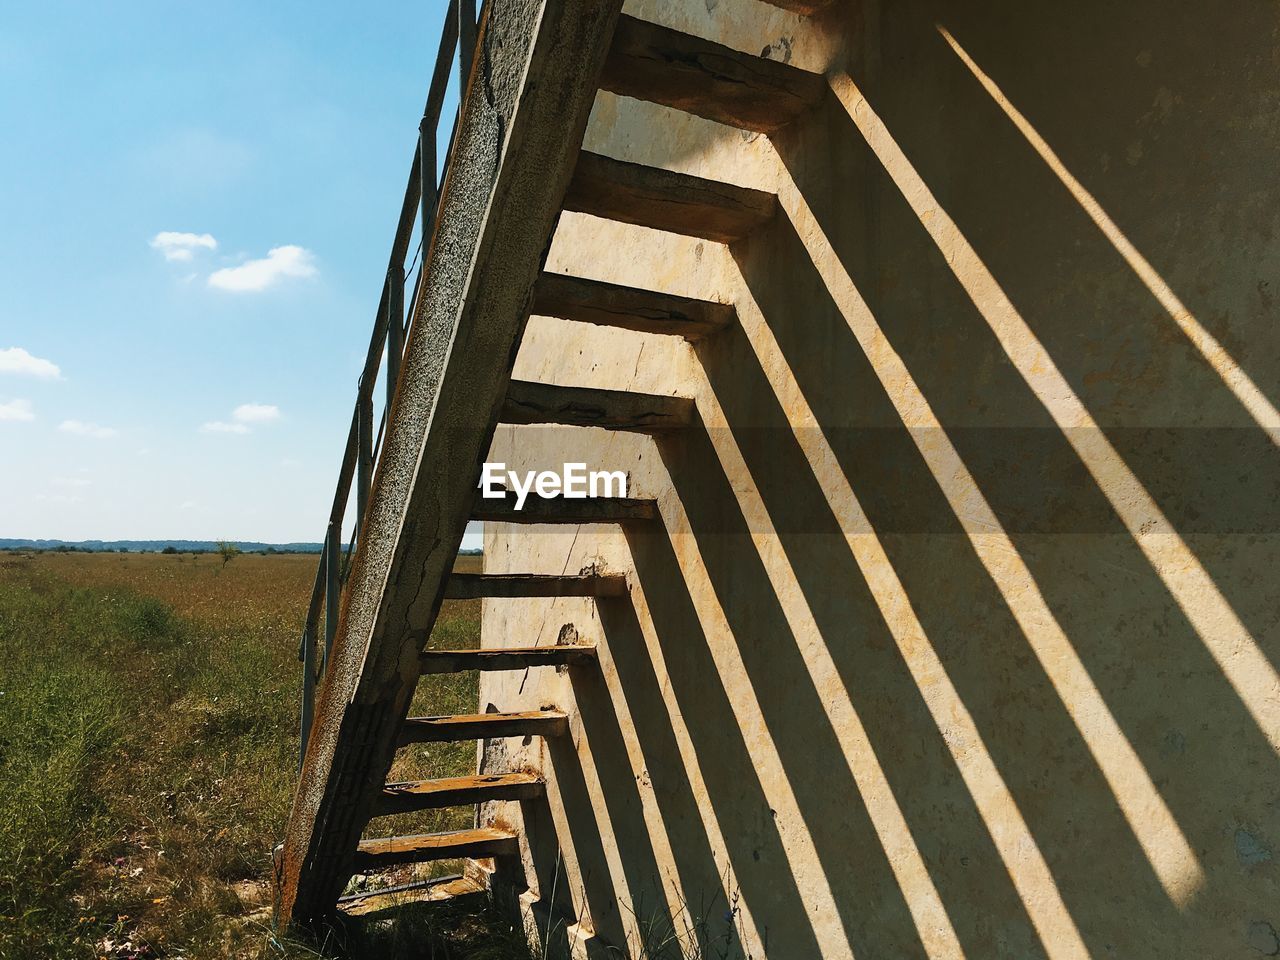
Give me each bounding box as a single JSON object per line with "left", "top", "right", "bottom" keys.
{"left": 52, "top": 475, "right": 92, "bottom": 488}
{"left": 201, "top": 420, "right": 250, "bottom": 435}
{"left": 0, "top": 347, "right": 60, "bottom": 379}
{"left": 151, "top": 231, "right": 217, "bottom": 262}
{"left": 0, "top": 398, "right": 34, "bottom": 421}
{"left": 233, "top": 402, "right": 280, "bottom": 423}
{"left": 59, "top": 419, "right": 118, "bottom": 439}
{"left": 208, "top": 245, "right": 317, "bottom": 292}
{"left": 200, "top": 402, "right": 280, "bottom": 436}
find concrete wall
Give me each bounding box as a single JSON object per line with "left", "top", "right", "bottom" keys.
{"left": 478, "top": 0, "right": 1280, "bottom": 956}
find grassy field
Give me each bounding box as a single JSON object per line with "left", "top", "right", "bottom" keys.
{"left": 0, "top": 549, "right": 523, "bottom": 960}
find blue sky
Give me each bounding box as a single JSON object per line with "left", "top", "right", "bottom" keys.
{"left": 0, "top": 0, "right": 479, "bottom": 544}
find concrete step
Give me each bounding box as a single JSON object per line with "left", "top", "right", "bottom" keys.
{"left": 372, "top": 772, "right": 545, "bottom": 817}
{"left": 351, "top": 828, "right": 519, "bottom": 872}
{"left": 532, "top": 271, "right": 735, "bottom": 340}
{"left": 419, "top": 645, "right": 598, "bottom": 674}
{"left": 473, "top": 491, "right": 659, "bottom": 524}
{"left": 337, "top": 875, "right": 486, "bottom": 918}
{"left": 502, "top": 379, "right": 693, "bottom": 432}
{"left": 564, "top": 151, "right": 777, "bottom": 244}
{"left": 445, "top": 573, "right": 627, "bottom": 599}
{"left": 761, "top": 0, "right": 834, "bottom": 13}
{"left": 398, "top": 710, "right": 570, "bottom": 746}
{"left": 601, "top": 14, "right": 827, "bottom": 133}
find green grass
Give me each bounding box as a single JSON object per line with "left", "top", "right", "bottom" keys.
{"left": 0, "top": 582, "right": 125, "bottom": 957}
{"left": 0, "top": 561, "right": 300, "bottom": 958}
{"left": 0, "top": 552, "right": 488, "bottom": 960}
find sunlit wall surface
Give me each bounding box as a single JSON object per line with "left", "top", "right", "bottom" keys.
{"left": 476, "top": 1, "right": 1280, "bottom": 956}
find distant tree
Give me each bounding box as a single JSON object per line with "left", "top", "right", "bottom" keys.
{"left": 215, "top": 540, "right": 241, "bottom": 568}
{"left": 161, "top": 546, "right": 178, "bottom": 555}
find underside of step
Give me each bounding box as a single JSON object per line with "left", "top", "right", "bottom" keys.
{"left": 397, "top": 710, "right": 570, "bottom": 746}
{"left": 337, "top": 876, "right": 486, "bottom": 917}
{"left": 502, "top": 379, "right": 693, "bottom": 432}
{"left": 762, "top": 0, "right": 834, "bottom": 13}
{"left": 372, "top": 772, "right": 544, "bottom": 817}
{"left": 473, "top": 491, "right": 659, "bottom": 523}
{"left": 445, "top": 572, "right": 627, "bottom": 599}
{"left": 532, "top": 271, "right": 735, "bottom": 340}
{"left": 352, "top": 828, "right": 519, "bottom": 872}
{"left": 600, "top": 15, "right": 827, "bottom": 133}
{"left": 420, "top": 645, "right": 598, "bottom": 674}
{"left": 564, "top": 151, "right": 778, "bottom": 244}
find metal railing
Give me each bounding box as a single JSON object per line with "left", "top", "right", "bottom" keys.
{"left": 298, "top": 0, "right": 480, "bottom": 766}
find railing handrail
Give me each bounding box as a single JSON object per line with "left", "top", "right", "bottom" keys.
{"left": 299, "top": 0, "right": 482, "bottom": 765}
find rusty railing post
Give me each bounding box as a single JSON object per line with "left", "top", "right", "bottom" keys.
{"left": 324, "top": 521, "right": 339, "bottom": 662}
{"left": 418, "top": 118, "right": 437, "bottom": 241}
{"left": 298, "top": 618, "right": 316, "bottom": 769}
{"left": 386, "top": 266, "right": 405, "bottom": 409}
{"left": 458, "top": 0, "right": 477, "bottom": 86}
{"left": 356, "top": 378, "right": 373, "bottom": 534}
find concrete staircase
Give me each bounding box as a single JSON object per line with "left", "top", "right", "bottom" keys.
{"left": 275, "top": 0, "right": 828, "bottom": 935}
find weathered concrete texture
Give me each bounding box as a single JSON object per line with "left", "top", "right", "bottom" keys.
{"left": 479, "top": 0, "right": 1280, "bottom": 956}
